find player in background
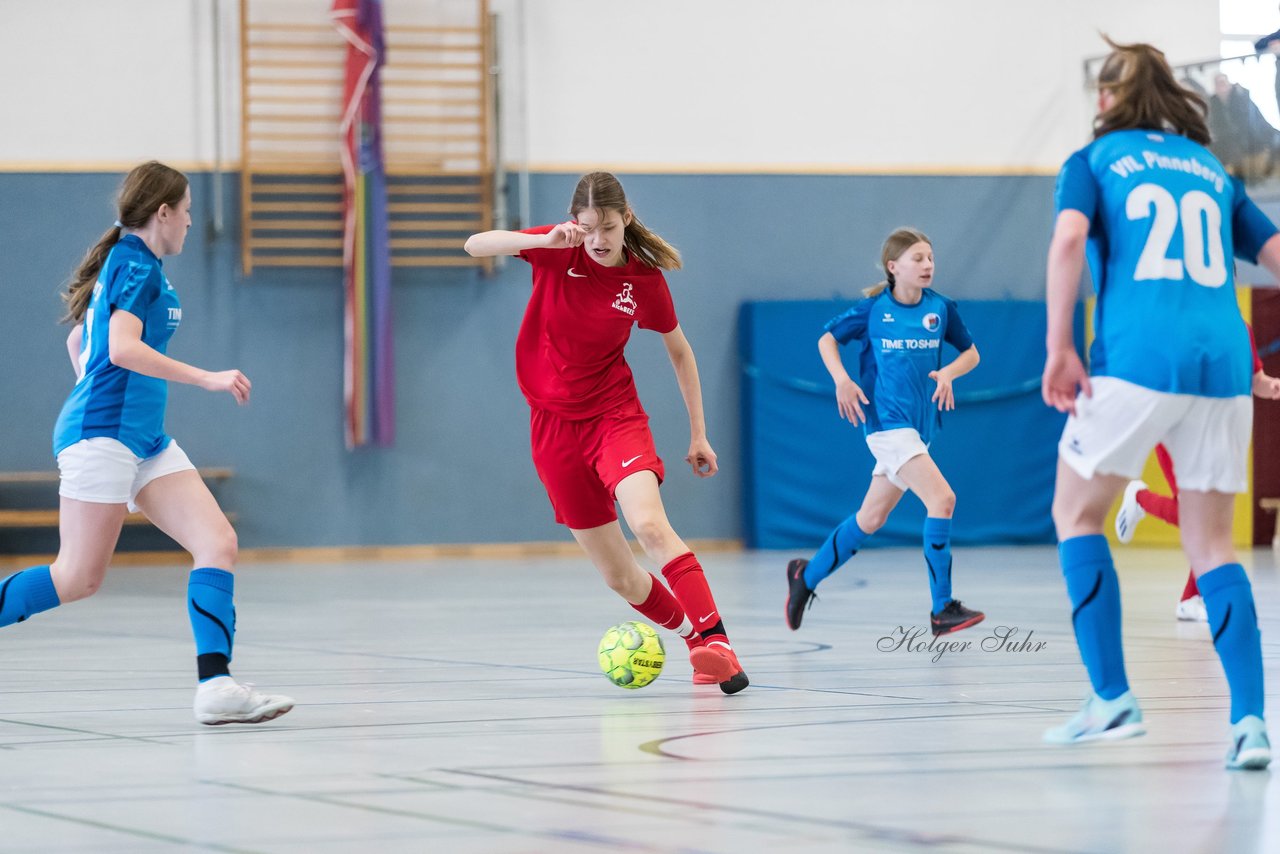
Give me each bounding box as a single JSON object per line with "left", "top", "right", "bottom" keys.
{"left": 1114, "top": 326, "right": 1280, "bottom": 622}
{"left": 1041, "top": 38, "right": 1280, "bottom": 769}
{"left": 0, "top": 161, "right": 293, "bottom": 725}
{"left": 464, "top": 172, "right": 748, "bottom": 694}
{"left": 784, "top": 228, "right": 985, "bottom": 637}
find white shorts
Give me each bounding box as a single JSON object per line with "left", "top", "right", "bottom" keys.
{"left": 57, "top": 437, "right": 196, "bottom": 512}
{"left": 1058, "top": 377, "right": 1252, "bottom": 493}
{"left": 866, "top": 427, "right": 930, "bottom": 491}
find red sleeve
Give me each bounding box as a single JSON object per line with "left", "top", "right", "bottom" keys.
{"left": 516, "top": 224, "right": 557, "bottom": 264}
{"left": 1248, "top": 323, "right": 1264, "bottom": 374}
{"left": 638, "top": 273, "right": 678, "bottom": 334}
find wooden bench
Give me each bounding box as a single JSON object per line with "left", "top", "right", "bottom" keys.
{"left": 0, "top": 468, "right": 234, "bottom": 536}
{"left": 0, "top": 468, "right": 232, "bottom": 485}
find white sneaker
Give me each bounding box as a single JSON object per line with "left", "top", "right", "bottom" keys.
{"left": 1175, "top": 594, "right": 1209, "bottom": 623}
{"left": 194, "top": 676, "right": 294, "bottom": 725}
{"left": 1043, "top": 690, "right": 1146, "bottom": 744}
{"left": 1115, "top": 480, "right": 1147, "bottom": 544}
{"left": 1226, "top": 715, "right": 1272, "bottom": 770}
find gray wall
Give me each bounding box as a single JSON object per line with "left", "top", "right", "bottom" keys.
{"left": 0, "top": 171, "right": 1056, "bottom": 547}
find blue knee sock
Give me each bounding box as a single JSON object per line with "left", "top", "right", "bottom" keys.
{"left": 0, "top": 566, "right": 61, "bottom": 628}
{"left": 923, "top": 517, "right": 953, "bottom": 613}
{"left": 188, "top": 568, "right": 236, "bottom": 681}
{"left": 804, "top": 514, "right": 871, "bottom": 589}
{"left": 1198, "top": 563, "right": 1265, "bottom": 724}
{"left": 1059, "top": 535, "right": 1129, "bottom": 700}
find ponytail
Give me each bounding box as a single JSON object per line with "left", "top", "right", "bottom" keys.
{"left": 62, "top": 226, "right": 122, "bottom": 323}
{"left": 624, "top": 215, "right": 682, "bottom": 271}
{"left": 863, "top": 274, "right": 893, "bottom": 299}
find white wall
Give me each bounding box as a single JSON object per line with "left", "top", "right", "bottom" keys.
{"left": 0, "top": 0, "right": 1221, "bottom": 171}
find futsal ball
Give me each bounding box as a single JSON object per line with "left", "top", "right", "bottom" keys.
{"left": 597, "top": 621, "right": 665, "bottom": 689}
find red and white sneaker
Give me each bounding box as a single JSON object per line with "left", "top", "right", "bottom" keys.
{"left": 689, "top": 642, "right": 749, "bottom": 695}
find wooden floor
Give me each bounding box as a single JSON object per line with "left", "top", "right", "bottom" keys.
{"left": 0, "top": 545, "right": 1277, "bottom": 853}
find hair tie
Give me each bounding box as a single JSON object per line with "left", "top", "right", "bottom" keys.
{"left": 113, "top": 220, "right": 123, "bottom": 229}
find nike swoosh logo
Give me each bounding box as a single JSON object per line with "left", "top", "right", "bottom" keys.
{"left": 930, "top": 542, "right": 946, "bottom": 550}
{"left": 621, "top": 455, "right": 642, "bottom": 467}
{"left": 699, "top": 611, "right": 717, "bottom": 623}
{"left": 567, "top": 267, "right": 587, "bottom": 277}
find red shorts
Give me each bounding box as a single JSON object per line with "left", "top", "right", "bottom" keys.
{"left": 530, "top": 398, "right": 665, "bottom": 529}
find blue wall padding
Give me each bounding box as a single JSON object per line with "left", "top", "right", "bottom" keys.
{"left": 739, "top": 299, "right": 1081, "bottom": 549}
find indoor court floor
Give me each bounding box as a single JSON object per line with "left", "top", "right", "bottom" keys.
{"left": 1, "top": 545, "right": 1277, "bottom": 853}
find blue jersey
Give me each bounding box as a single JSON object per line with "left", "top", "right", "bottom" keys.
{"left": 1055, "top": 129, "right": 1277, "bottom": 397}
{"left": 53, "top": 235, "right": 182, "bottom": 458}
{"left": 825, "top": 288, "right": 974, "bottom": 444}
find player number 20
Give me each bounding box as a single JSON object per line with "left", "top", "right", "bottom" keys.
{"left": 1126, "top": 183, "right": 1227, "bottom": 287}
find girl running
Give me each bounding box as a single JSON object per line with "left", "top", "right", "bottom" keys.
{"left": 0, "top": 161, "right": 293, "bottom": 725}
{"left": 1041, "top": 38, "right": 1280, "bottom": 769}
{"left": 784, "top": 228, "right": 984, "bottom": 637}
{"left": 464, "top": 172, "right": 748, "bottom": 694}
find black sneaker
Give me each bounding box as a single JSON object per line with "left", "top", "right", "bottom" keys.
{"left": 930, "top": 600, "right": 984, "bottom": 636}
{"left": 785, "top": 559, "right": 817, "bottom": 630}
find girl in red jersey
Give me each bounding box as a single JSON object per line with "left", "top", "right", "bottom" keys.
{"left": 1114, "top": 326, "right": 1280, "bottom": 622}
{"left": 464, "top": 172, "right": 748, "bottom": 694}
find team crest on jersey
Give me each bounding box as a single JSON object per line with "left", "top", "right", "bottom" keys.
{"left": 922, "top": 312, "right": 940, "bottom": 332}
{"left": 612, "top": 283, "right": 637, "bottom": 316}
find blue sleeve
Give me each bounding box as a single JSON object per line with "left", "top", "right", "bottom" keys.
{"left": 1231, "top": 180, "right": 1279, "bottom": 263}
{"left": 824, "top": 299, "right": 871, "bottom": 345}
{"left": 109, "top": 261, "right": 160, "bottom": 320}
{"left": 941, "top": 297, "right": 974, "bottom": 351}
{"left": 1054, "top": 150, "right": 1098, "bottom": 219}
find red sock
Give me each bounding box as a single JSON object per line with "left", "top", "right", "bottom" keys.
{"left": 1136, "top": 489, "right": 1179, "bottom": 526}
{"left": 1181, "top": 570, "right": 1199, "bottom": 601}
{"left": 661, "top": 552, "right": 729, "bottom": 645}
{"left": 630, "top": 574, "right": 699, "bottom": 647}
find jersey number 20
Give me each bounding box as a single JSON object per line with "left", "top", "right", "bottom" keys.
{"left": 1126, "top": 184, "right": 1227, "bottom": 287}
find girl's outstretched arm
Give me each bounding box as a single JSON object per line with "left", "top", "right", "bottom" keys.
{"left": 464, "top": 222, "right": 584, "bottom": 257}
{"left": 108, "top": 311, "right": 251, "bottom": 404}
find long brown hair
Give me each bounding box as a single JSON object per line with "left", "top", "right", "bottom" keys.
{"left": 62, "top": 161, "right": 189, "bottom": 323}
{"left": 1093, "top": 36, "right": 1210, "bottom": 145}
{"left": 568, "top": 172, "right": 682, "bottom": 271}
{"left": 863, "top": 227, "right": 931, "bottom": 298}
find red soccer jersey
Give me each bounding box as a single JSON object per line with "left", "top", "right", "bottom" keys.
{"left": 516, "top": 225, "right": 678, "bottom": 419}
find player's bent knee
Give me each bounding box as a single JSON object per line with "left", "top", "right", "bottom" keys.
{"left": 629, "top": 518, "right": 674, "bottom": 555}
{"left": 49, "top": 561, "right": 107, "bottom": 603}
{"left": 196, "top": 525, "right": 239, "bottom": 569}
{"left": 857, "top": 510, "right": 889, "bottom": 533}
{"left": 602, "top": 571, "right": 632, "bottom": 596}
{"left": 930, "top": 491, "right": 957, "bottom": 517}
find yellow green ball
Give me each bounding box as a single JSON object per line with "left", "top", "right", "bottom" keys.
{"left": 597, "top": 621, "right": 665, "bottom": 689}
